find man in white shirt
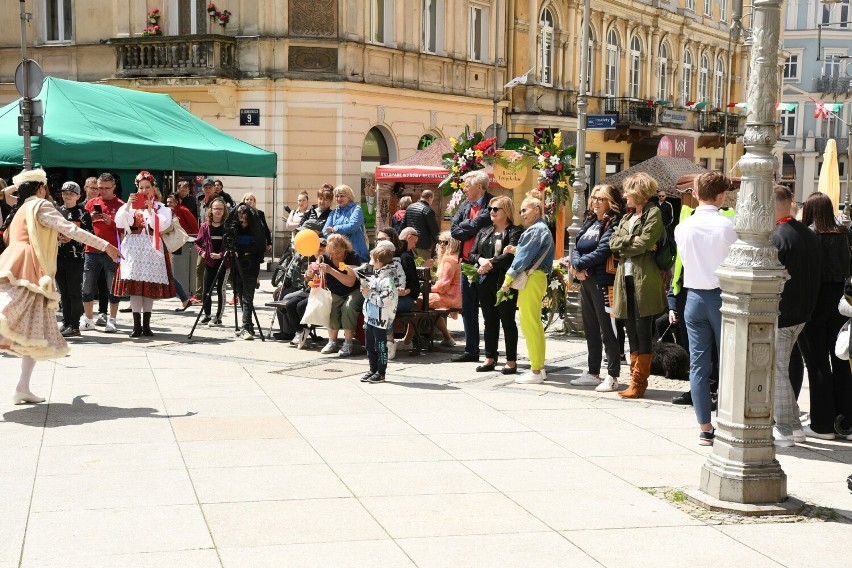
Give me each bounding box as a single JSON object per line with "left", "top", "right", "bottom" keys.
{"left": 674, "top": 172, "right": 737, "bottom": 446}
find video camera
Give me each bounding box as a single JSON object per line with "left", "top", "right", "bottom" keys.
{"left": 223, "top": 203, "right": 265, "bottom": 261}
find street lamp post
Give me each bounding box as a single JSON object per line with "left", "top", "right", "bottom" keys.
{"left": 698, "top": 0, "right": 789, "bottom": 504}
{"left": 565, "top": 0, "right": 591, "bottom": 334}
{"left": 19, "top": 0, "right": 33, "bottom": 170}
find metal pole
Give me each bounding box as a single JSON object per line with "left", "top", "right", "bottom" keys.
{"left": 492, "top": 0, "right": 500, "bottom": 148}
{"left": 698, "top": 0, "right": 789, "bottom": 505}
{"left": 20, "top": 0, "right": 32, "bottom": 170}
{"left": 563, "top": 0, "right": 591, "bottom": 335}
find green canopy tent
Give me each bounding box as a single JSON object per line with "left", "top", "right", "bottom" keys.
{"left": 0, "top": 77, "right": 277, "bottom": 176}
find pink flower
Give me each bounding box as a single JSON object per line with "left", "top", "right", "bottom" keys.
{"left": 555, "top": 164, "right": 563, "bottom": 171}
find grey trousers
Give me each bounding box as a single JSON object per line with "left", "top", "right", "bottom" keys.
{"left": 774, "top": 323, "right": 805, "bottom": 436}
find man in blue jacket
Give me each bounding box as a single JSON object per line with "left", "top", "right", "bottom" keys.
{"left": 450, "top": 170, "right": 493, "bottom": 362}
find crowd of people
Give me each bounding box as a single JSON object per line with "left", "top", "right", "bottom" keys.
{"left": 2, "top": 166, "right": 852, "bottom": 451}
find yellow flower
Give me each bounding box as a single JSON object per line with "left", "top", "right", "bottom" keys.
{"left": 534, "top": 147, "right": 541, "bottom": 155}
{"left": 554, "top": 132, "right": 562, "bottom": 146}
{"left": 451, "top": 181, "right": 458, "bottom": 189}
{"left": 449, "top": 137, "right": 457, "bottom": 146}
{"left": 474, "top": 149, "right": 483, "bottom": 158}
{"left": 558, "top": 181, "right": 567, "bottom": 188}
{"left": 452, "top": 165, "right": 459, "bottom": 173}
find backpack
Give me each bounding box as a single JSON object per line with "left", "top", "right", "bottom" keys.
{"left": 655, "top": 226, "right": 676, "bottom": 271}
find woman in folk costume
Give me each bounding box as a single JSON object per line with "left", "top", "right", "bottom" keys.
{"left": 113, "top": 171, "right": 176, "bottom": 338}
{"left": 0, "top": 169, "right": 120, "bottom": 404}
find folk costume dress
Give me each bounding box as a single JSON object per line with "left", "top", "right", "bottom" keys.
{"left": 112, "top": 201, "right": 176, "bottom": 299}
{"left": 0, "top": 196, "right": 110, "bottom": 360}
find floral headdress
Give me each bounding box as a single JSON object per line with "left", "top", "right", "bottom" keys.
{"left": 135, "top": 170, "right": 156, "bottom": 186}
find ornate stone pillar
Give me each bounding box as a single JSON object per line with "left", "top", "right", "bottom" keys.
{"left": 699, "top": 0, "right": 789, "bottom": 504}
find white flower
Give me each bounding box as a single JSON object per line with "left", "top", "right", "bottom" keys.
{"left": 464, "top": 148, "right": 474, "bottom": 159}
{"left": 537, "top": 154, "right": 546, "bottom": 164}
{"left": 549, "top": 155, "right": 560, "bottom": 166}
{"left": 549, "top": 279, "right": 561, "bottom": 290}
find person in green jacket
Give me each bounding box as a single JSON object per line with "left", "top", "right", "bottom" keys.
{"left": 609, "top": 173, "right": 666, "bottom": 399}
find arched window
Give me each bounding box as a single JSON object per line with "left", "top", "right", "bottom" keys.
{"left": 417, "top": 133, "right": 436, "bottom": 150}
{"left": 361, "top": 127, "right": 392, "bottom": 229}
{"left": 585, "top": 25, "right": 596, "bottom": 95}
{"left": 629, "top": 35, "right": 642, "bottom": 99}
{"left": 605, "top": 29, "right": 619, "bottom": 98}
{"left": 540, "top": 7, "right": 555, "bottom": 87}
{"left": 681, "top": 50, "right": 693, "bottom": 104}
{"left": 714, "top": 57, "right": 725, "bottom": 109}
{"left": 699, "top": 53, "right": 709, "bottom": 102}
{"left": 658, "top": 43, "right": 669, "bottom": 101}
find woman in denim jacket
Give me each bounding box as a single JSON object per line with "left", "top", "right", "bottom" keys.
{"left": 323, "top": 185, "right": 368, "bottom": 263}
{"left": 499, "top": 191, "right": 554, "bottom": 384}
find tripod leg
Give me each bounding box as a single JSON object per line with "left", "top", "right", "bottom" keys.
{"left": 187, "top": 257, "right": 226, "bottom": 340}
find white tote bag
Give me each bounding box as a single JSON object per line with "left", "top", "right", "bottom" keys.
{"left": 301, "top": 274, "right": 333, "bottom": 328}
{"left": 835, "top": 319, "right": 851, "bottom": 360}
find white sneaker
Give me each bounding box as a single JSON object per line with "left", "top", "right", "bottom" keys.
{"left": 792, "top": 429, "right": 806, "bottom": 443}
{"left": 515, "top": 369, "right": 546, "bottom": 384}
{"left": 595, "top": 375, "right": 620, "bottom": 392}
{"left": 570, "top": 372, "right": 601, "bottom": 386}
{"left": 802, "top": 425, "right": 836, "bottom": 440}
{"left": 95, "top": 313, "right": 108, "bottom": 327}
{"left": 104, "top": 318, "right": 117, "bottom": 333}
{"left": 239, "top": 329, "right": 255, "bottom": 341}
{"left": 440, "top": 338, "right": 457, "bottom": 347}
{"left": 773, "top": 427, "right": 795, "bottom": 448}
{"left": 320, "top": 341, "right": 339, "bottom": 354}
{"left": 339, "top": 341, "right": 353, "bottom": 357}
{"left": 387, "top": 340, "right": 397, "bottom": 360}
{"left": 79, "top": 317, "right": 97, "bottom": 331}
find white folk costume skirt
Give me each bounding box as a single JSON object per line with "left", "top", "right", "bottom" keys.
{"left": 112, "top": 233, "right": 176, "bottom": 299}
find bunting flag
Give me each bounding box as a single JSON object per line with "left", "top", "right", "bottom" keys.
{"left": 686, "top": 100, "right": 696, "bottom": 107}
{"left": 826, "top": 102, "right": 843, "bottom": 112}
{"left": 688, "top": 101, "right": 709, "bottom": 110}
{"left": 735, "top": 102, "right": 749, "bottom": 109}
{"left": 655, "top": 100, "right": 671, "bottom": 106}
{"left": 775, "top": 102, "right": 799, "bottom": 111}
{"left": 814, "top": 102, "right": 829, "bottom": 119}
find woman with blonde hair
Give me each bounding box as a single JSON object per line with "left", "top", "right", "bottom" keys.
{"left": 499, "top": 191, "right": 554, "bottom": 383}
{"left": 609, "top": 172, "right": 666, "bottom": 398}
{"left": 323, "top": 185, "right": 369, "bottom": 263}
{"left": 470, "top": 196, "right": 523, "bottom": 373}
{"left": 427, "top": 230, "right": 463, "bottom": 346}
{"left": 566, "top": 184, "right": 624, "bottom": 391}
{"left": 241, "top": 192, "right": 272, "bottom": 250}
{"left": 309, "top": 233, "right": 361, "bottom": 357}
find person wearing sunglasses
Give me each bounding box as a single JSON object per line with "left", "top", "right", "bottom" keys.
{"left": 469, "top": 197, "right": 523, "bottom": 374}
{"left": 565, "top": 184, "right": 624, "bottom": 392}
{"left": 499, "top": 190, "right": 554, "bottom": 383}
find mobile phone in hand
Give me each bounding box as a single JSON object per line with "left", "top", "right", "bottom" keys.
{"left": 93, "top": 204, "right": 103, "bottom": 214}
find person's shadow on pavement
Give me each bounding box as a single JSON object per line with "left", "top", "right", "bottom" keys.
{"left": 2, "top": 395, "right": 196, "bottom": 427}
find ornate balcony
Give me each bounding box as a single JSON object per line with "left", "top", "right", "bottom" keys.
{"left": 113, "top": 35, "right": 238, "bottom": 79}
{"left": 815, "top": 137, "right": 850, "bottom": 155}
{"left": 602, "top": 97, "right": 657, "bottom": 126}
{"left": 814, "top": 74, "right": 852, "bottom": 96}
{"left": 697, "top": 111, "right": 742, "bottom": 138}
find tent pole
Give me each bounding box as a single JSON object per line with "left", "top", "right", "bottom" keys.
{"left": 271, "top": 176, "right": 277, "bottom": 268}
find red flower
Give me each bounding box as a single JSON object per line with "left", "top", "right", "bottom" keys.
{"left": 152, "top": 8, "right": 159, "bottom": 13}
{"left": 473, "top": 137, "right": 497, "bottom": 152}
{"left": 538, "top": 182, "right": 546, "bottom": 191}
{"left": 543, "top": 152, "right": 551, "bottom": 158}
{"left": 555, "top": 164, "right": 563, "bottom": 171}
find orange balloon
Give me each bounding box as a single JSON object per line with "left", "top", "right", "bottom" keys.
{"left": 293, "top": 229, "right": 320, "bottom": 256}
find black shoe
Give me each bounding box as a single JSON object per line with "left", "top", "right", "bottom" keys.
{"left": 476, "top": 363, "right": 496, "bottom": 372}
{"left": 272, "top": 332, "right": 295, "bottom": 341}
{"left": 360, "top": 371, "right": 377, "bottom": 383}
{"left": 201, "top": 315, "right": 211, "bottom": 324}
{"left": 451, "top": 353, "right": 479, "bottom": 363}
{"left": 367, "top": 374, "right": 386, "bottom": 383}
{"left": 502, "top": 366, "right": 518, "bottom": 375}
{"left": 119, "top": 306, "right": 132, "bottom": 313}
{"left": 672, "top": 392, "right": 693, "bottom": 406}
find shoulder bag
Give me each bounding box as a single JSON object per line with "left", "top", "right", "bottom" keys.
{"left": 835, "top": 319, "right": 851, "bottom": 360}
{"left": 161, "top": 217, "right": 190, "bottom": 253}
{"left": 509, "top": 243, "right": 553, "bottom": 291}
{"left": 301, "top": 273, "right": 333, "bottom": 328}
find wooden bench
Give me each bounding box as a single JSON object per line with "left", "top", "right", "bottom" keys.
{"left": 394, "top": 267, "right": 460, "bottom": 355}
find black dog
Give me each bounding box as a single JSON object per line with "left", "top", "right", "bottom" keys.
{"left": 651, "top": 341, "right": 690, "bottom": 380}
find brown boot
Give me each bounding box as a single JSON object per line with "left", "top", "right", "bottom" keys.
{"left": 628, "top": 352, "right": 638, "bottom": 375}
{"left": 619, "top": 353, "right": 650, "bottom": 399}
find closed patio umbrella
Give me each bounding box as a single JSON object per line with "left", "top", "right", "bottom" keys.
{"left": 818, "top": 138, "right": 841, "bottom": 214}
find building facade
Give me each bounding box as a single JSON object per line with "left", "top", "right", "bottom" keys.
{"left": 0, "top": 0, "right": 753, "bottom": 244}
{"left": 505, "top": 0, "right": 748, "bottom": 188}
{"left": 781, "top": 0, "right": 852, "bottom": 203}
{"left": 0, "top": 0, "right": 507, "bottom": 244}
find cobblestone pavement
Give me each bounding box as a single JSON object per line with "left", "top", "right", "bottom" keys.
{"left": 1, "top": 282, "right": 850, "bottom": 567}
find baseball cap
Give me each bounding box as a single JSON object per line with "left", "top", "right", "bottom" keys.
{"left": 202, "top": 177, "right": 216, "bottom": 186}
{"left": 61, "top": 181, "right": 81, "bottom": 195}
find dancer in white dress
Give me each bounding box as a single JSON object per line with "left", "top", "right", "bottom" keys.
{"left": 112, "top": 171, "right": 176, "bottom": 337}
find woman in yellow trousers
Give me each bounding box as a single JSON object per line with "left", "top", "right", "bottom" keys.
{"left": 500, "top": 191, "right": 554, "bottom": 384}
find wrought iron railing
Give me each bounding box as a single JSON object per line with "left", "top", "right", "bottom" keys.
{"left": 602, "top": 97, "right": 657, "bottom": 126}
{"left": 813, "top": 74, "right": 852, "bottom": 96}
{"left": 113, "top": 35, "right": 238, "bottom": 78}
{"left": 697, "top": 111, "right": 742, "bottom": 137}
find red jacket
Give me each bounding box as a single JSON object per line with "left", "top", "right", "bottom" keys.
{"left": 173, "top": 204, "right": 199, "bottom": 235}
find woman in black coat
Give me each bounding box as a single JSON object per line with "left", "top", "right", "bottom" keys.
{"left": 469, "top": 195, "right": 523, "bottom": 374}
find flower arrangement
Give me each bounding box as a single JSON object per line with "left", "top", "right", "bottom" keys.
{"left": 502, "top": 128, "right": 575, "bottom": 218}
{"left": 439, "top": 126, "right": 496, "bottom": 217}
{"left": 141, "top": 8, "right": 162, "bottom": 36}
{"left": 206, "top": 3, "right": 232, "bottom": 26}
{"left": 542, "top": 260, "right": 570, "bottom": 330}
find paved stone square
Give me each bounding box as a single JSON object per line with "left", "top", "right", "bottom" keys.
{"left": 1, "top": 285, "right": 850, "bottom": 567}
